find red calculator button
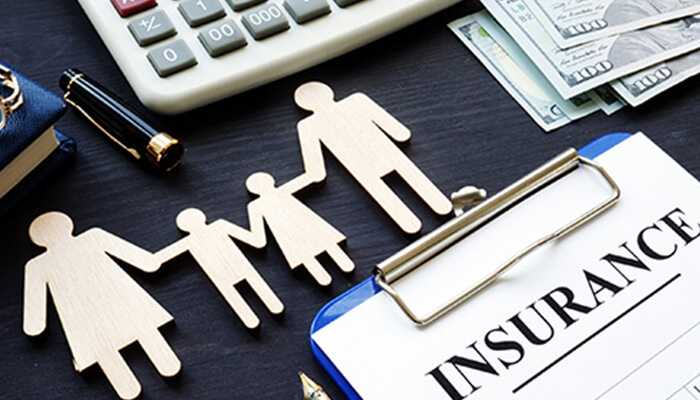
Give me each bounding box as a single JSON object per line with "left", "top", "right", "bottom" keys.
{"left": 111, "top": 0, "right": 158, "bottom": 17}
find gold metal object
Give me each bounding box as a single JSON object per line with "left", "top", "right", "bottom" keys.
{"left": 0, "top": 64, "right": 24, "bottom": 130}
{"left": 63, "top": 72, "right": 83, "bottom": 93}
{"left": 300, "top": 372, "right": 332, "bottom": 400}
{"left": 375, "top": 149, "right": 621, "bottom": 326}
{"left": 146, "top": 133, "right": 183, "bottom": 172}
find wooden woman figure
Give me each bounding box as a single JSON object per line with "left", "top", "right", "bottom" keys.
{"left": 245, "top": 172, "right": 355, "bottom": 286}
{"left": 155, "top": 208, "right": 284, "bottom": 329}
{"left": 23, "top": 212, "right": 180, "bottom": 400}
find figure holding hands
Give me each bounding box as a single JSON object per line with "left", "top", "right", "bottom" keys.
{"left": 295, "top": 82, "right": 452, "bottom": 234}
{"left": 155, "top": 208, "right": 284, "bottom": 329}
{"left": 23, "top": 212, "right": 180, "bottom": 400}
{"left": 245, "top": 171, "right": 354, "bottom": 286}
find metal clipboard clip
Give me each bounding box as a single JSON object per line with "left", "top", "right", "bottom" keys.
{"left": 374, "top": 148, "right": 621, "bottom": 326}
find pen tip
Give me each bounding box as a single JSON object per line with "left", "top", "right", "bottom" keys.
{"left": 300, "top": 372, "right": 322, "bottom": 399}
{"left": 299, "top": 371, "right": 311, "bottom": 386}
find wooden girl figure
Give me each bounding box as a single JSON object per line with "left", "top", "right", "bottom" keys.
{"left": 155, "top": 208, "right": 284, "bottom": 329}
{"left": 295, "top": 81, "right": 453, "bottom": 234}
{"left": 23, "top": 212, "right": 180, "bottom": 400}
{"left": 245, "top": 172, "right": 355, "bottom": 286}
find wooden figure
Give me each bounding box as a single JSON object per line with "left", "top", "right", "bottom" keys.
{"left": 245, "top": 172, "right": 354, "bottom": 286}
{"left": 295, "top": 81, "right": 453, "bottom": 234}
{"left": 155, "top": 208, "right": 284, "bottom": 329}
{"left": 23, "top": 212, "right": 180, "bottom": 400}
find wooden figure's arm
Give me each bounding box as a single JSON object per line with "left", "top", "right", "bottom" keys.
{"left": 280, "top": 173, "right": 316, "bottom": 195}
{"left": 240, "top": 203, "right": 268, "bottom": 249}
{"left": 23, "top": 260, "right": 48, "bottom": 336}
{"left": 215, "top": 219, "right": 266, "bottom": 249}
{"left": 356, "top": 93, "right": 411, "bottom": 143}
{"left": 92, "top": 228, "right": 160, "bottom": 273}
{"left": 154, "top": 238, "right": 191, "bottom": 264}
{"left": 298, "top": 123, "right": 327, "bottom": 183}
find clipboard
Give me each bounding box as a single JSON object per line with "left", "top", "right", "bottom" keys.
{"left": 309, "top": 132, "right": 633, "bottom": 399}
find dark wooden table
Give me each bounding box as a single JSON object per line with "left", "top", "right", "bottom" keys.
{"left": 2, "top": 1, "right": 700, "bottom": 399}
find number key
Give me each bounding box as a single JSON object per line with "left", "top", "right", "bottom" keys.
{"left": 241, "top": 4, "right": 290, "bottom": 40}
{"left": 147, "top": 40, "right": 198, "bottom": 77}
{"left": 198, "top": 20, "right": 247, "bottom": 57}
{"left": 178, "top": 0, "right": 226, "bottom": 27}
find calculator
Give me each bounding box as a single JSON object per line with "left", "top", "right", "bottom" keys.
{"left": 76, "top": 0, "right": 460, "bottom": 114}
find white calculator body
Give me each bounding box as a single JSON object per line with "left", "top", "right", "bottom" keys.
{"left": 77, "top": 0, "right": 461, "bottom": 114}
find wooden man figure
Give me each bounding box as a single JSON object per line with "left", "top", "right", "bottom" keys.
{"left": 23, "top": 212, "right": 180, "bottom": 400}
{"left": 245, "top": 172, "right": 354, "bottom": 286}
{"left": 155, "top": 208, "right": 284, "bottom": 329}
{"left": 295, "top": 81, "right": 453, "bottom": 234}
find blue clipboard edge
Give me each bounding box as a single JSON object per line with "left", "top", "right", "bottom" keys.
{"left": 309, "top": 132, "right": 633, "bottom": 399}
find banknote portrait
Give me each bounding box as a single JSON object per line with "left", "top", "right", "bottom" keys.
{"left": 608, "top": 16, "right": 700, "bottom": 66}
{"left": 605, "top": 0, "right": 697, "bottom": 25}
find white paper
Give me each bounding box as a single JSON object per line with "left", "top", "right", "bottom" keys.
{"left": 313, "top": 133, "right": 700, "bottom": 400}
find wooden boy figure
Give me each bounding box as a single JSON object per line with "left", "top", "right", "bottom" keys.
{"left": 295, "top": 81, "right": 453, "bottom": 234}
{"left": 156, "top": 208, "right": 284, "bottom": 329}
{"left": 23, "top": 212, "right": 180, "bottom": 400}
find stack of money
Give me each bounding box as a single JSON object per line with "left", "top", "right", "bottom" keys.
{"left": 449, "top": 1, "right": 700, "bottom": 132}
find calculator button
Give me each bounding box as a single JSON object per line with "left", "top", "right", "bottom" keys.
{"left": 284, "top": 0, "right": 330, "bottom": 24}
{"left": 111, "top": 0, "right": 157, "bottom": 17}
{"left": 333, "top": 0, "right": 364, "bottom": 7}
{"left": 147, "top": 40, "right": 198, "bottom": 77}
{"left": 128, "top": 10, "right": 176, "bottom": 46}
{"left": 241, "top": 4, "right": 290, "bottom": 40}
{"left": 178, "top": 0, "right": 226, "bottom": 27}
{"left": 198, "top": 20, "right": 247, "bottom": 57}
{"left": 226, "top": 0, "right": 265, "bottom": 11}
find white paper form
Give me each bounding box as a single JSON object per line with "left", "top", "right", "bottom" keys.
{"left": 313, "top": 133, "right": 700, "bottom": 400}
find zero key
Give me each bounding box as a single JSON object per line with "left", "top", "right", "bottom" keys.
{"left": 147, "top": 40, "right": 198, "bottom": 77}
{"left": 111, "top": 0, "right": 158, "bottom": 17}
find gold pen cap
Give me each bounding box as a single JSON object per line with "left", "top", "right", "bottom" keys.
{"left": 147, "top": 133, "right": 184, "bottom": 172}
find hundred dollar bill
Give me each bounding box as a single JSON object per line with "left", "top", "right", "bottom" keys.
{"left": 481, "top": 0, "right": 700, "bottom": 99}
{"left": 591, "top": 86, "right": 627, "bottom": 114}
{"left": 529, "top": 0, "right": 700, "bottom": 49}
{"left": 611, "top": 51, "right": 700, "bottom": 106}
{"left": 449, "top": 12, "right": 601, "bottom": 132}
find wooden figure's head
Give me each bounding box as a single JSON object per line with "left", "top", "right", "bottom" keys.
{"left": 29, "top": 212, "right": 74, "bottom": 248}
{"left": 176, "top": 208, "right": 208, "bottom": 233}
{"left": 246, "top": 172, "right": 276, "bottom": 196}
{"left": 295, "top": 81, "right": 335, "bottom": 112}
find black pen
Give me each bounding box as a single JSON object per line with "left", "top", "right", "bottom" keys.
{"left": 60, "top": 69, "right": 184, "bottom": 172}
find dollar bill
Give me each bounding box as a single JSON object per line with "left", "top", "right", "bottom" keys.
{"left": 481, "top": 0, "right": 700, "bottom": 99}
{"left": 591, "top": 86, "right": 627, "bottom": 114}
{"left": 611, "top": 50, "right": 700, "bottom": 106}
{"left": 449, "top": 12, "right": 601, "bottom": 132}
{"left": 529, "top": 0, "right": 700, "bottom": 49}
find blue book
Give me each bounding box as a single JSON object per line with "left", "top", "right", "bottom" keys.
{"left": 0, "top": 66, "right": 76, "bottom": 215}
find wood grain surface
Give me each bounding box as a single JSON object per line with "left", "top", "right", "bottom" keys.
{"left": 2, "top": 1, "right": 700, "bottom": 399}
